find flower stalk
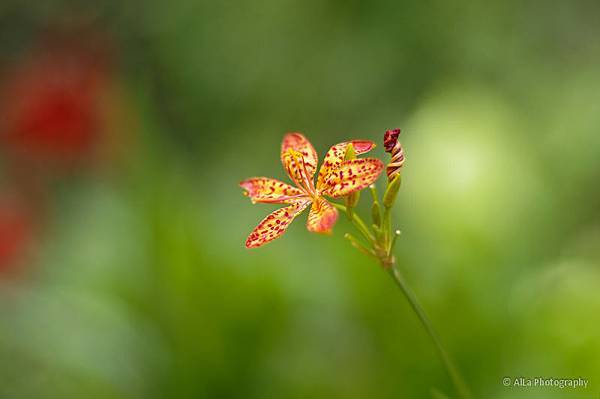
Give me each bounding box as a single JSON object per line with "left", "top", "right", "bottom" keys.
{"left": 331, "top": 202, "right": 374, "bottom": 244}
{"left": 337, "top": 129, "right": 472, "bottom": 399}
{"left": 388, "top": 265, "right": 472, "bottom": 399}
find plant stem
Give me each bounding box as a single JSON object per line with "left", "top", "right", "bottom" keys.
{"left": 336, "top": 184, "right": 471, "bottom": 397}
{"left": 387, "top": 263, "right": 472, "bottom": 399}
{"left": 344, "top": 233, "right": 377, "bottom": 258}
{"left": 369, "top": 185, "right": 382, "bottom": 214}
{"left": 382, "top": 206, "right": 392, "bottom": 251}
{"left": 332, "top": 202, "right": 375, "bottom": 243}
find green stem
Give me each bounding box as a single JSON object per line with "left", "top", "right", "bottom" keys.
{"left": 331, "top": 202, "right": 375, "bottom": 243}
{"left": 344, "top": 233, "right": 376, "bottom": 258}
{"left": 382, "top": 206, "right": 392, "bottom": 251}
{"left": 369, "top": 185, "right": 382, "bottom": 211}
{"left": 389, "top": 229, "right": 400, "bottom": 253}
{"left": 387, "top": 264, "right": 472, "bottom": 399}
{"left": 336, "top": 189, "right": 471, "bottom": 398}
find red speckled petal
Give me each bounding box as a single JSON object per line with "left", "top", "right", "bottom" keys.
{"left": 316, "top": 140, "right": 376, "bottom": 190}
{"left": 321, "top": 158, "right": 384, "bottom": 198}
{"left": 240, "top": 177, "right": 307, "bottom": 204}
{"left": 245, "top": 199, "right": 311, "bottom": 248}
{"left": 281, "top": 149, "right": 314, "bottom": 192}
{"left": 281, "top": 133, "right": 318, "bottom": 178}
{"left": 306, "top": 196, "right": 338, "bottom": 234}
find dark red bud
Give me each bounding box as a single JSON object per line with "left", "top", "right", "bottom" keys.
{"left": 383, "top": 129, "right": 401, "bottom": 153}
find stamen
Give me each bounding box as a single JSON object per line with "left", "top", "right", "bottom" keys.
{"left": 300, "top": 156, "right": 316, "bottom": 193}
{"left": 291, "top": 151, "right": 315, "bottom": 195}
{"left": 258, "top": 194, "right": 309, "bottom": 203}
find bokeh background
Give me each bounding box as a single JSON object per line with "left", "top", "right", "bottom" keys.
{"left": 1, "top": 1, "right": 599, "bottom": 398}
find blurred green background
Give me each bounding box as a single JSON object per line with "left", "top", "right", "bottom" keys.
{"left": 1, "top": 1, "right": 599, "bottom": 398}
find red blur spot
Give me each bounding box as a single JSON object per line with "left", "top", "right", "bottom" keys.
{"left": 1, "top": 35, "right": 111, "bottom": 168}
{"left": 0, "top": 196, "right": 34, "bottom": 274}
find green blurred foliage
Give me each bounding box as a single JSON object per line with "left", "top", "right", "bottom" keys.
{"left": 1, "top": 0, "right": 600, "bottom": 398}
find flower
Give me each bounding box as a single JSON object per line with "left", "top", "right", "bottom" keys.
{"left": 240, "top": 133, "right": 384, "bottom": 248}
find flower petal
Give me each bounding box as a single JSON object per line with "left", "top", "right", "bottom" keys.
{"left": 245, "top": 199, "right": 311, "bottom": 248}
{"left": 281, "top": 133, "right": 318, "bottom": 178}
{"left": 240, "top": 177, "right": 307, "bottom": 204}
{"left": 316, "top": 140, "right": 376, "bottom": 190}
{"left": 281, "top": 149, "right": 314, "bottom": 192}
{"left": 320, "top": 158, "right": 384, "bottom": 198}
{"left": 306, "top": 196, "right": 338, "bottom": 234}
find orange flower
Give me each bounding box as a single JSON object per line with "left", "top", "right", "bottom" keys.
{"left": 240, "top": 133, "right": 384, "bottom": 248}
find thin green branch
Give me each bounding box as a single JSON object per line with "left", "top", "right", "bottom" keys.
{"left": 335, "top": 181, "right": 471, "bottom": 399}
{"left": 382, "top": 207, "right": 392, "bottom": 251}
{"left": 388, "top": 265, "right": 472, "bottom": 399}
{"left": 389, "top": 229, "right": 401, "bottom": 254}
{"left": 344, "top": 233, "right": 376, "bottom": 258}
{"left": 332, "top": 202, "right": 375, "bottom": 243}
{"left": 369, "top": 184, "right": 381, "bottom": 209}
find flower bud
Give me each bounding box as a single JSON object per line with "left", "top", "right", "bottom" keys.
{"left": 383, "top": 129, "right": 405, "bottom": 181}
{"left": 371, "top": 201, "right": 381, "bottom": 226}
{"left": 383, "top": 174, "right": 401, "bottom": 209}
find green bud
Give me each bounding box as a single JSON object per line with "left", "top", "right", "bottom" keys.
{"left": 372, "top": 223, "right": 383, "bottom": 241}
{"left": 345, "top": 191, "right": 360, "bottom": 218}
{"left": 383, "top": 174, "right": 401, "bottom": 209}
{"left": 371, "top": 202, "right": 381, "bottom": 226}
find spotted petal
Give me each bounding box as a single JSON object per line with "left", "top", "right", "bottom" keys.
{"left": 245, "top": 199, "right": 311, "bottom": 248}
{"left": 306, "top": 196, "right": 338, "bottom": 234}
{"left": 240, "top": 177, "right": 307, "bottom": 204}
{"left": 316, "top": 140, "right": 376, "bottom": 190}
{"left": 320, "top": 158, "right": 384, "bottom": 198}
{"left": 281, "top": 133, "right": 318, "bottom": 178}
{"left": 281, "top": 149, "right": 314, "bottom": 192}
